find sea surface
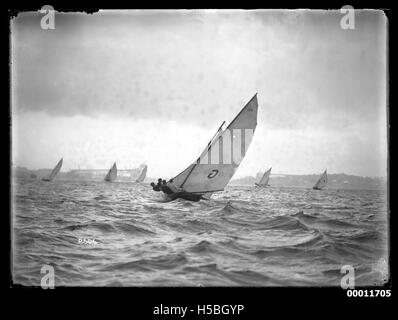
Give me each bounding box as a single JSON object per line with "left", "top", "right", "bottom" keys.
{"left": 12, "top": 179, "right": 389, "bottom": 287}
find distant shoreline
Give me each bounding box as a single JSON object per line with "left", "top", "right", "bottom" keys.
{"left": 12, "top": 166, "right": 388, "bottom": 191}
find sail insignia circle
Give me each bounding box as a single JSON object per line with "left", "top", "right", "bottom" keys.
{"left": 207, "top": 170, "right": 219, "bottom": 179}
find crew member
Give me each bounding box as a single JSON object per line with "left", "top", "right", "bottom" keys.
{"left": 167, "top": 179, "right": 181, "bottom": 193}
{"left": 151, "top": 182, "right": 161, "bottom": 192}
{"left": 160, "top": 181, "right": 174, "bottom": 194}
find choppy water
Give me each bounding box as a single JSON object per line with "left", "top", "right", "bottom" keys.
{"left": 12, "top": 179, "right": 389, "bottom": 287}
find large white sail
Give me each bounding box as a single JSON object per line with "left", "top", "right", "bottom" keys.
{"left": 171, "top": 94, "right": 258, "bottom": 194}
{"left": 43, "top": 158, "right": 63, "bottom": 181}
{"left": 136, "top": 165, "right": 147, "bottom": 182}
{"left": 105, "top": 162, "right": 117, "bottom": 182}
{"left": 257, "top": 167, "right": 271, "bottom": 186}
{"left": 313, "top": 170, "right": 327, "bottom": 190}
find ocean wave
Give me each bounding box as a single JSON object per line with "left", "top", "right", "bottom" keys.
{"left": 64, "top": 224, "right": 90, "bottom": 231}
{"left": 94, "top": 195, "right": 107, "bottom": 201}
{"left": 293, "top": 211, "right": 360, "bottom": 230}
{"left": 12, "top": 181, "right": 388, "bottom": 287}
{"left": 113, "top": 222, "right": 156, "bottom": 235}
{"left": 189, "top": 240, "right": 216, "bottom": 254}
{"left": 100, "top": 253, "right": 188, "bottom": 272}
{"left": 346, "top": 229, "right": 381, "bottom": 241}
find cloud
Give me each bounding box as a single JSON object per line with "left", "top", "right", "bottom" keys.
{"left": 11, "top": 10, "right": 388, "bottom": 176}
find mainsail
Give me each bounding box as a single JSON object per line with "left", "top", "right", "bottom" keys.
{"left": 256, "top": 167, "right": 271, "bottom": 186}
{"left": 105, "top": 162, "right": 117, "bottom": 182}
{"left": 136, "top": 165, "right": 147, "bottom": 182}
{"left": 170, "top": 94, "right": 258, "bottom": 195}
{"left": 43, "top": 158, "right": 63, "bottom": 181}
{"left": 313, "top": 170, "right": 327, "bottom": 190}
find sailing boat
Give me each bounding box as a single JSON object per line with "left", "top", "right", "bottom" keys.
{"left": 313, "top": 169, "right": 327, "bottom": 190}
{"left": 135, "top": 165, "right": 147, "bottom": 183}
{"left": 104, "top": 162, "right": 117, "bottom": 182}
{"left": 255, "top": 167, "right": 271, "bottom": 187}
{"left": 159, "top": 94, "right": 258, "bottom": 201}
{"left": 42, "top": 158, "right": 63, "bottom": 182}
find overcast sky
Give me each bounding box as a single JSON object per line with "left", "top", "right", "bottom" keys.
{"left": 11, "top": 9, "right": 387, "bottom": 178}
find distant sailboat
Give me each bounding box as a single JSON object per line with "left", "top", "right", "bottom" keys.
{"left": 159, "top": 94, "right": 258, "bottom": 201}
{"left": 255, "top": 167, "right": 271, "bottom": 187}
{"left": 104, "top": 162, "right": 117, "bottom": 182}
{"left": 42, "top": 158, "right": 63, "bottom": 182}
{"left": 136, "top": 165, "right": 147, "bottom": 183}
{"left": 313, "top": 170, "right": 327, "bottom": 190}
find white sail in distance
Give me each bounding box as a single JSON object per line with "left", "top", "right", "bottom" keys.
{"left": 313, "top": 170, "right": 327, "bottom": 190}
{"left": 256, "top": 167, "right": 271, "bottom": 186}
{"left": 171, "top": 94, "right": 258, "bottom": 194}
{"left": 105, "top": 162, "right": 117, "bottom": 182}
{"left": 43, "top": 158, "right": 63, "bottom": 181}
{"left": 136, "top": 165, "right": 147, "bottom": 182}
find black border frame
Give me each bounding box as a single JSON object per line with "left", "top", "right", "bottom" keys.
{"left": 4, "top": 3, "right": 393, "bottom": 315}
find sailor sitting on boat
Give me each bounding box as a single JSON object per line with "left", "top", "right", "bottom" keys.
{"left": 150, "top": 178, "right": 205, "bottom": 201}
{"left": 150, "top": 178, "right": 163, "bottom": 191}
{"left": 165, "top": 179, "right": 182, "bottom": 193}
{"left": 150, "top": 178, "right": 182, "bottom": 194}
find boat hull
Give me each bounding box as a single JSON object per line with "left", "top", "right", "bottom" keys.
{"left": 255, "top": 183, "right": 270, "bottom": 187}
{"left": 164, "top": 191, "right": 205, "bottom": 202}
